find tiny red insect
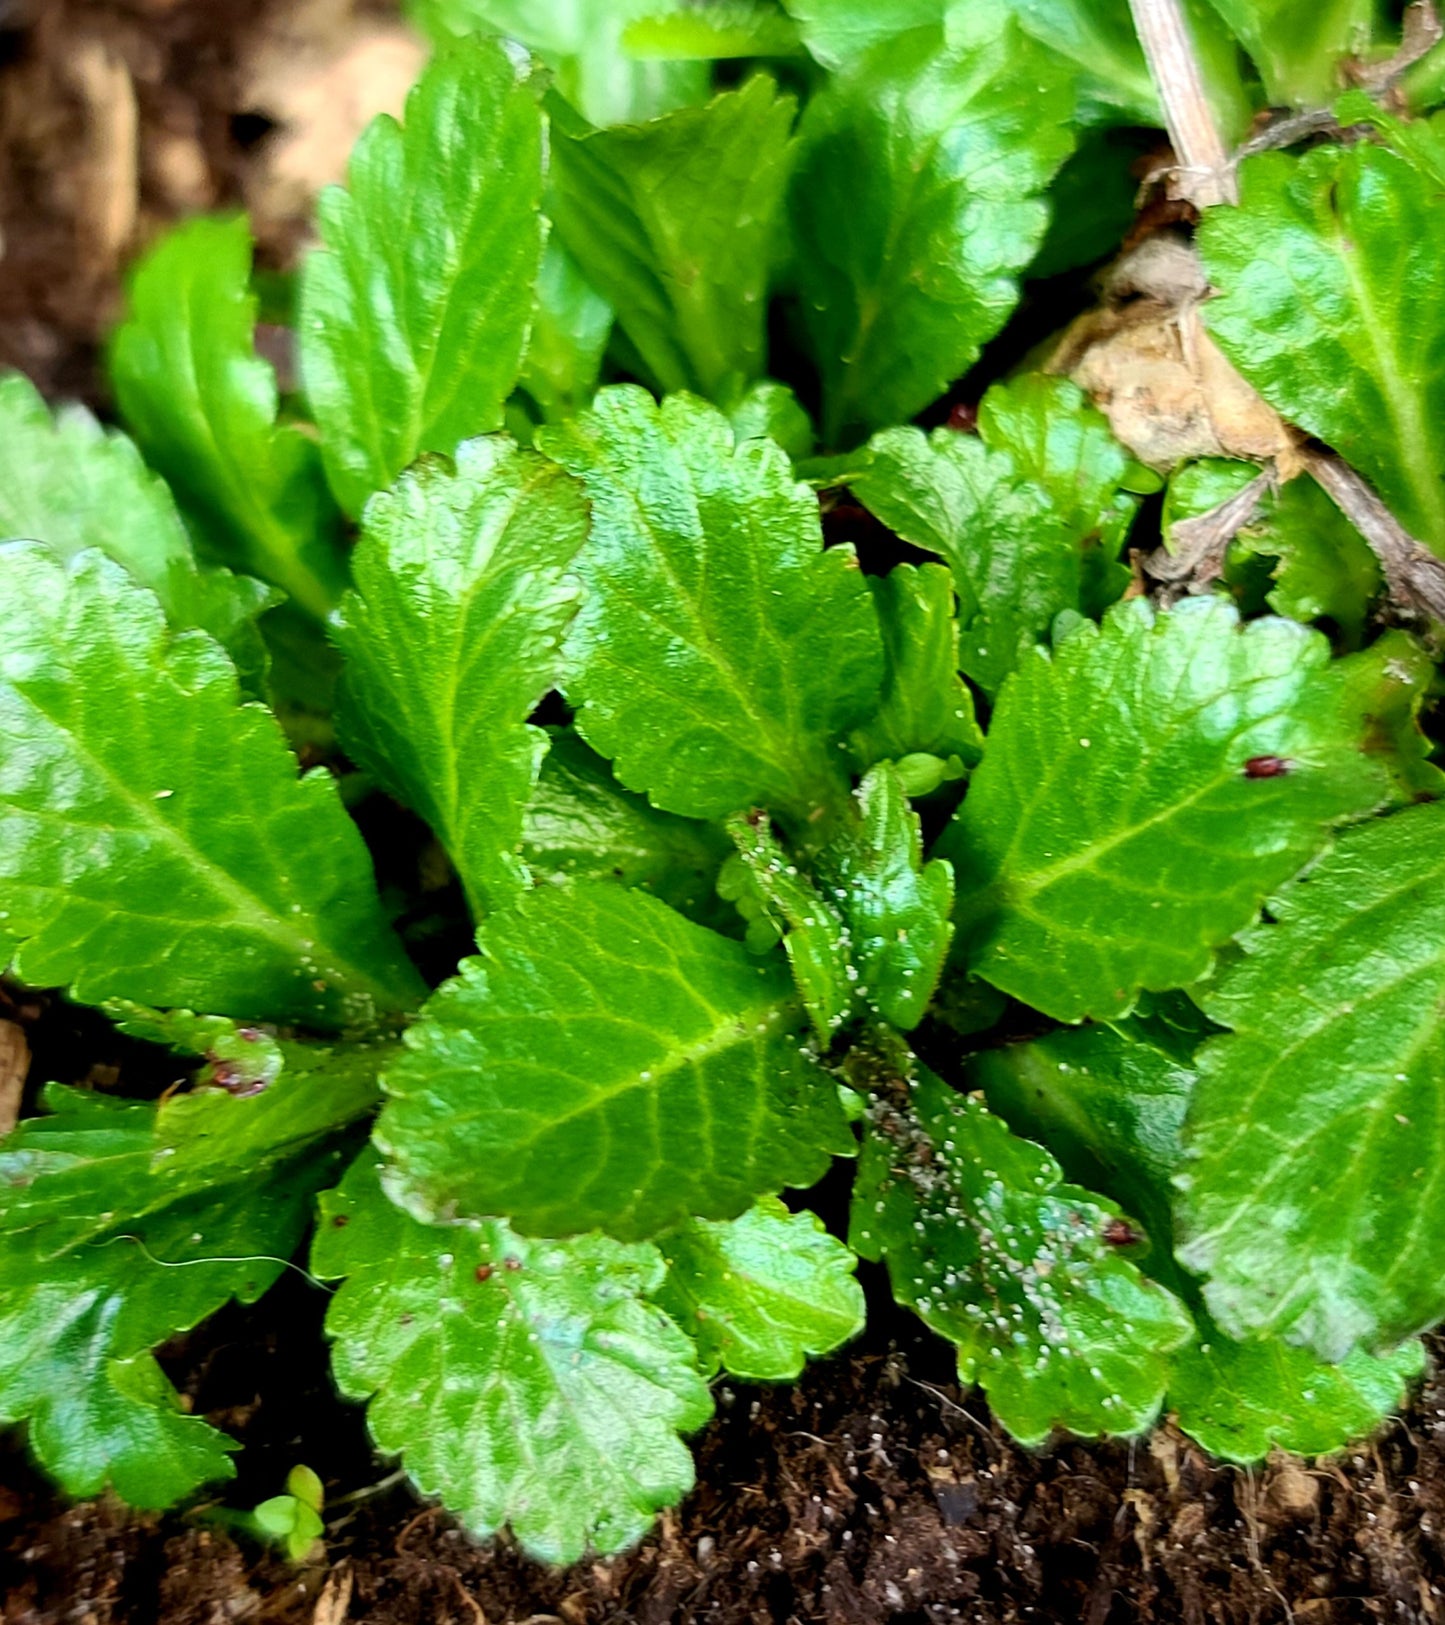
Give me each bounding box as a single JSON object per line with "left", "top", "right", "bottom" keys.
{"left": 475, "top": 1263, "right": 493, "bottom": 1282}
{"left": 1102, "top": 1218, "right": 1141, "bottom": 1248}
{"left": 1243, "top": 755, "right": 1291, "bottom": 779}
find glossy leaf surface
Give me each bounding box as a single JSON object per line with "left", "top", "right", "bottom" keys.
{"left": 791, "top": 13, "right": 1074, "bottom": 441}
{"left": 0, "top": 545, "right": 422, "bottom": 1027}
{"left": 852, "top": 1061, "right": 1192, "bottom": 1446}
{"left": 849, "top": 376, "right": 1135, "bottom": 694}
{"left": 550, "top": 78, "right": 795, "bottom": 398}
{"left": 377, "top": 882, "right": 849, "bottom": 1240}
{"left": 315, "top": 1155, "right": 711, "bottom": 1564}
{"left": 1201, "top": 145, "right": 1445, "bottom": 556}
{"left": 110, "top": 216, "right": 345, "bottom": 620}
{"left": 300, "top": 40, "right": 548, "bottom": 517}
{"left": 816, "top": 765, "right": 953, "bottom": 1031}
{"left": 0, "top": 1041, "right": 380, "bottom": 1504}
{"left": 975, "top": 1019, "right": 1425, "bottom": 1460}
{"left": 538, "top": 388, "right": 883, "bottom": 825}
{"left": 942, "top": 597, "right": 1386, "bottom": 1022}
{"left": 1179, "top": 803, "right": 1445, "bottom": 1360}
{"left": 655, "top": 1197, "right": 864, "bottom": 1381}
{"left": 336, "top": 438, "right": 586, "bottom": 917}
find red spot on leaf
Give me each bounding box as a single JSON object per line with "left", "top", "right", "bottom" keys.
{"left": 1244, "top": 755, "right": 1291, "bottom": 779}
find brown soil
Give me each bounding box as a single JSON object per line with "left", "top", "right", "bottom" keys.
{"left": 5, "top": 1274, "right": 1445, "bottom": 1625}
{"left": 5, "top": 2, "right": 1445, "bottom": 1622}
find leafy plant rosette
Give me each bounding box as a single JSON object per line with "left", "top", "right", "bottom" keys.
{"left": 3, "top": 0, "right": 1445, "bottom": 1566}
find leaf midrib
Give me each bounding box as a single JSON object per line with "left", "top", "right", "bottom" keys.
{"left": 13, "top": 684, "right": 411, "bottom": 1014}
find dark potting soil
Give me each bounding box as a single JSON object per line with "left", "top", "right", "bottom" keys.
{"left": 4, "top": 1270, "right": 1445, "bottom": 1625}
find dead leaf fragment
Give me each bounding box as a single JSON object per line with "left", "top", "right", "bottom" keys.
{"left": 311, "top": 1562, "right": 353, "bottom": 1625}
{"left": 0, "top": 1018, "right": 30, "bottom": 1139}
{"left": 1049, "top": 235, "right": 1301, "bottom": 475}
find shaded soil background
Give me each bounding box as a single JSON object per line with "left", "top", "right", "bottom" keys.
{"left": 3, "top": 1, "right": 1445, "bottom": 1620}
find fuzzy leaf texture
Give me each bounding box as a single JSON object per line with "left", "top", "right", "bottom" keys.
{"left": 1179, "top": 802, "right": 1445, "bottom": 1362}
{"left": 851, "top": 1061, "right": 1193, "bottom": 1446}
{"left": 377, "top": 881, "right": 850, "bottom": 1240}
{"left": 0, "top": 373, "right": 275, "bottom": 683}
{"left": 313, "top": 1155, "right": 712, "bottom": 1563}
{"left": 550, "top": 78, "right": 796, "bottom": 399}
{"left": 538, "top": 388, "right": 884, "bottom": 825}
{"left": 299, "top": 40, "right": 548, "bottom": 517}
{"left": 109, "top": 216, "right": 345, "bottom": 622}
{"left": 0, "top": 545, "right": 423, "bottom": 1026}
{"left": 1200, "top": 144, "right": 1445, "bottom": 557}
{"left": 973, "top": 1020, "right": 1425, "bottom": 1461}
{"left": 849, "top": 376, "right": 1136, "bottom": 695}
{"left": 941, "top": 597, "right": 1387, "bottom": 1023}
{"left": 790, "top": 11, "right": 1075, "bottom": 441}
{"left": 520, "top": 730, "right": 734, "bottom": 928}
{"left": 336, "top": 438, "right": 586, "bottom": 918}
{"left": 816, "top": 764, "right": 953, "bottom": 1031}
{"left": 0, "top": 1037, "right": 382, "bottom": 1505}
{"left": 654, "top": 1197, "right": 865, "bottom": 1381}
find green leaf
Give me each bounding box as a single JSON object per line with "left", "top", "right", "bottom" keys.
{"left": 779, "top": 0, "right": 942, "bottom": 68}
{"left": 299, "top": 40, "right": 548, "bottom": 518}
{"left": 538, "top": 388, "right": 884, "bottom": 825}
{"left": 1178, "top": 802, "right": 1445, "bottom": 1361}
{"left": 623, "top": 4, "right": 805, "bottom": 59}
{"left": 972, "top": 1019, "right": 1425, "bottom": 1461}
{"left": 1006, "top": 0, "right": 1250, "bottom": 134}
{"left": 516, "top": 240, "right": 614, "bottom": 426}
{"left": 520, "top": 729, "right": 734, "bottom": 928}
{"left": 654, "top": 1196, "right": 864, "bottom": 1380}
{"left": 109, "top": 216, "right": 345, "bottom": 623}
{"left": 724, "top": 810, "right": 852, "bottom": 1040}
{"left": 405, "top": 0, "right": 708, "bottom": 126}
{"left": 1203, "top": 0, "right": 1378, "bottom": 106}
{"left": 0, "top": 544, "right": 423, "bottom": 1027}
{"left": 1246, "top": 477, "right": 1382, "bottom": 644}
{"left": 1002, "top": 0, "right": 1155, "bottom": 121}
{"left": 851, "top": 1060, "right": 1193, "bottom": 1445}
{"left": 0, "top": 373, "right": 276, "bottom": 685}
{"left": 816, "top": 764, "right": 954, "bottom": 1031}
{"left": 1325, "top": 631, "right": 1445, "bottom": 804}
{"left": 1200, "top": 145, "right": 1445, "bottom": 557}
{"left": 941, "top": 596, "right": 1388, "bottom": 1023}
{"left": 790, "top": 13, "right": 1075, "bottom": 442}
{"left": 550, "top": 78, "right": 795, "bottom": 400}
{"left": 1170, "top": 460, "right": 1385, "bottom": 646}
{"left": 1334, "top": 91, "right": 1445, "bottom": 186}
{"left": 850, "top": 564, "right": 983, "bottom": 773}
{"left": 0, "top": 1039, "right": 380, "bottom": 1505}
{"left": 313, "top": 1153, "right": 712, "bottom": 1562}
{"left": 848, "top": 377, "right": 1136, "bottom": 695}
{"left": 336, "top": 437, "right": 586, "bottom": 919}
{"left": 725, "top": 379, "right": 815, "bottom": 462}
{"left": 376, "top": 881, "right": 850, "bottom": 1240}
{"left": 1170, "top": 1330, "right": 1424, "bottom": 1462}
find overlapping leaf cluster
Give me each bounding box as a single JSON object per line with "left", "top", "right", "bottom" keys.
{"left": 2, "top": 0, "right": 1445, "bottom": 1569}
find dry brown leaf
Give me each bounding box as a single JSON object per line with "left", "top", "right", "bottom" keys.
{"left": 311, "top": 1562, "right": 353, "bottom": 1625}
{"left": 63, "top": 36, "right": 139, "bottom": 269}
{"left": 0, "top": 1019, "right": 31, "bottom": 1139}
{"left": 1049, "top": 236, "right": 1301, "bottom": 475}
{"left": 241, "top": 20, "right": 426, "bottom": 242}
